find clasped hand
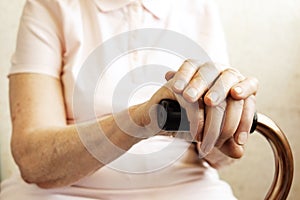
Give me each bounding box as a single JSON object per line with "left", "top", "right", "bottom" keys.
{"left": 143, "top": 60, "right": 258, "bottom": 159}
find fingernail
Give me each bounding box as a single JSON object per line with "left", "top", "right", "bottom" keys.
{"left": 186, "top": 88, "right": 198, "bottom": 99}
{"left": 238, "top": 132, "right": 248, "bottom": 145}
{"left": 174, "top": 80, "right": 186, "bottom": 91}
{"left": 234, "top": 86, "right": 243, "bottom": 94}
{"left": 207, "top": 91, "right": 219, "bottom": 103}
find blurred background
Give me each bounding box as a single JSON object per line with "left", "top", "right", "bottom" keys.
{"left": 0, "top": 0, "right": 299, "bottom": 199}
{"left": 214, "top": 0, "right": 300, "bottom": 199}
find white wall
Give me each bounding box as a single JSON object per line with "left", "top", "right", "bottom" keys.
{"left": 0, "top": 0, "right": 299, "bottom": 199}
{"left": 0, "top": 0, "right": 25, "bottom": 181}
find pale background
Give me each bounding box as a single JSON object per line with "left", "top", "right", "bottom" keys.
{"left": 0, "top": 0, "right": 299, "bottom": 199}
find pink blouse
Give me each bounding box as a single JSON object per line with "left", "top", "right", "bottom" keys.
{"left": 2, "top": 0, "right": 237, "bottom": 199}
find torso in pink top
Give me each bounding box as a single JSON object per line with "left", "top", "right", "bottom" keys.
{"left": 1, "top": 0, "right": 236, "bottom": 199}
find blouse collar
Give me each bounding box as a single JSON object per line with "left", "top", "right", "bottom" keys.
{"left": 92, "top": 0, "right": 171, "bottom": 19}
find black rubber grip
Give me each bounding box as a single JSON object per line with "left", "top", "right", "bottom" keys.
{"left": 157, "top": 99, "right": 257, "bottom": 133}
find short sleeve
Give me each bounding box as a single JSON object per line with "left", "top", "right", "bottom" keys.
{"left": 9, "top": 0, "right": 63, "bottom": 78}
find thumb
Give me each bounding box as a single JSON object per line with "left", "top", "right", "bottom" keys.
{"left": 165, "top": 71, "right": 176, "bottom": 81}
{"left": 219, "top": 138, "right": 244, "bottom": 159}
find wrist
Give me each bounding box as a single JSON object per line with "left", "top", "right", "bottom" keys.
{"left": 129, "top": 102, "right": 150, "bottom": 127}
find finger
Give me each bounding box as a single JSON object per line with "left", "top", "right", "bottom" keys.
{"left": 182, "top": 62, "right": 221, "bottom": 102}
{"left": 177, "top": 96, "right": 205, "bottom": 142}
{"left": 204, "top": 68, "right": 244, "bottom": 106}
{"left": 234, "top": 95, "right": 256, "bottom": 145}
{"left": 151, "top": 82, "right": 177, "bottom": 104}
{"left": 219, "top": 137, "right": 244, "bottom": 159}
{"left": 165, "top": 71, "right": 176, "bottom": 81}
{"left": 215, "top": 97, "right": 244, "bottom": 148}
{"left": 231, "top": 77, "right": 259, "bottom": 100}
{"left": 199, "top": 101, "right": 226, "bottom": 155}
{"left": 171, "top": 60, "right": 200, "bottom": 93}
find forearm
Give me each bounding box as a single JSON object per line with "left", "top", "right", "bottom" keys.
{"left": 12, "top": 105, "right": 144, "bottom": 188}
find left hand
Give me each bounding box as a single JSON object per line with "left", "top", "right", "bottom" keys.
{"left": 165, "top": 60, "right": 259, "bottom": 158}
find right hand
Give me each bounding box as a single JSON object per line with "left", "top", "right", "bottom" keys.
{"left": 136, "top": 80, "right": 205, "bottom": 141}
{"left": 136, "top": 60, "right": 221, "bottom": 146}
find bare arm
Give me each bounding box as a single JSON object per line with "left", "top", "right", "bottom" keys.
{"left": 10, "top": 63, "right": 257, "bottom": 188}
{"left": 9, "top": 73, "right": 145, "bottom": 188}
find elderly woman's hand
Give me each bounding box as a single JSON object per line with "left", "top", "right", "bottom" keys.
{"left": 214, "top": 81, "right": 257, "bottom": 158}
{"left": 164, "top": 60, "right": 259, "bottom": 159}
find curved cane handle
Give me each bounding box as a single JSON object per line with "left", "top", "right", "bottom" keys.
{"left": 256, "top": 113, "right": 294, "bottom": 200}
{"left": 157, "top": 100, "right": 294, "bottom": 200}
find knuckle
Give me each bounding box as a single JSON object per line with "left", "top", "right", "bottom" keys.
{"left": 189, "top": 76, "right": 208, "bottom": 89}
{"left": 215, "top": 138, "right": 226, "bottom": 148}
{"left": 233, "top": 151, "right": 243, "bottom": 159}
{"left": 247, "top": 95, "right": 256, "bottom": 104}
{"left": 183, "top": 59, "right": 199, "bottom": 70}
{"left": 219, "top": 131, "right": 232, "bottom": 140}
{"left": 237, "top": 99, "right": 245, "bottom": 107}
{"left": 220, "top": 141, "right": 244, "bottom": 159}
{"left": 216, "top": 101, "right": 227, "bottom": 112}
{"left": 200, "top": 62, "right": 220, "bottom": 76}
{"left": 176, "top": 70, "right": 193, "bottom": 81}
{"left": 223, "top": 67, "right": 239, "bottom": 74}
{"left": 249, "top": 77, "right": 259, "bottom": 90}
{"left": 223, "top": 68, "right": 244, "bottom": 80}
{"left": 191, "top": 74, "right": 202, "bottom": 82}
{"left": 228, "top": 97, "right": 244, "bottom": 106}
